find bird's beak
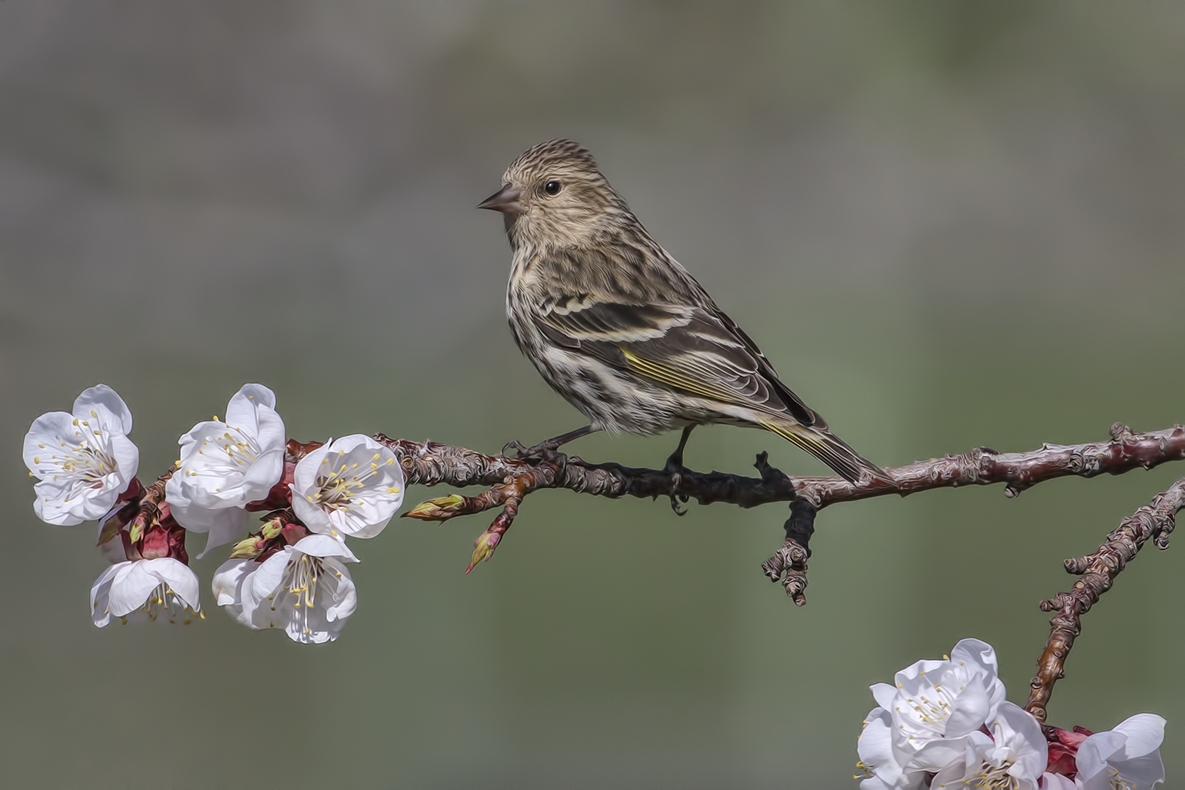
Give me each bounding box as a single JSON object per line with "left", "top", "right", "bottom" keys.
{"left": 477, "top": 184, "right": 524, "bottom": 215}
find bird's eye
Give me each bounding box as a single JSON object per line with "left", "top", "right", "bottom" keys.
{"left": 543, "top": 179, "right": 563, "bottom": 196}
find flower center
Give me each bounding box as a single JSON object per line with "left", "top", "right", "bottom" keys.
{"left": 899, "top": 681, "right": 957, "bottom": 735}
{"left": 35, "top": 414, "right": 119, "bottom": 492}
{"left": 1108, "top": 770, "right": 1135, "bottom": 790}
{"left": 210, "top": 426, "right": 261, "bottom": 468}
{"left": 275, "top": 554, "right": 328, "bottom": 637}
{"left": 310, "top": 451, "right": 398, "bottom": 513}
{"left": 945, "top": 762, "right": 1017, "bottom": 789}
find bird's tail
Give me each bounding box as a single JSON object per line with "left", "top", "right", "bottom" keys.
{"left": 761, "top": 419, "right": 892, "bottom": 485}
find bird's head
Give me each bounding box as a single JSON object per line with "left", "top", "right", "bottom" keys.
{"left": 478, "top": 139, "right": 627, "bottom": 248}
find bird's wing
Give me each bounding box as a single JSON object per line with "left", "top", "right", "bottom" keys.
{"left": 536, "top": 299, "right": 823, "bottom": 428}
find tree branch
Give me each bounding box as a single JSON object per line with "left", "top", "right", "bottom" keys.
{"left": 387, "top": 424, "right": 1185, "bottom": 587}
{"left": 1025, "top": 474, "right": 1185, "bottom": 723}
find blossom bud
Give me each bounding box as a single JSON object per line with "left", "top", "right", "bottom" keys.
{"left": 466, "top": 531, "right": 501, "bottom": 573}
{"left": 404, "top": 494, "right": 466, "bottom": 521}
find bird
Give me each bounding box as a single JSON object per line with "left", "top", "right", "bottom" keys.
{"left": 478, "top": 139, "right": 891, "bottom": 486}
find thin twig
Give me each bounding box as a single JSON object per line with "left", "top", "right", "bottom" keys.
{"left": 1025, "top": 474, "right": 1185, "bottom": 723}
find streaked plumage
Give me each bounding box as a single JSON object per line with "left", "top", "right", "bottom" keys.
{"left": 479, "top": 139, "right": 890, "bottom": 485}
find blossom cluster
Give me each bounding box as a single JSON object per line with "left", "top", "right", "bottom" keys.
{"left": 857, "top": 638, "right": 1165, "bottom": 789}
{"left": 23, "top": 384, "right": 405, "bottom": 643}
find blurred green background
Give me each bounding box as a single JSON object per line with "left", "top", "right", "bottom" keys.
{"left": 2, "top": 2, "right": 1184, "bottom": 787}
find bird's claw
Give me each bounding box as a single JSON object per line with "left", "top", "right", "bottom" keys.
{"left": 503, "top": 439, "right": 552, "bottom": 460}
{"left": 664, "top": 454, "right": 690, "bottom": 516}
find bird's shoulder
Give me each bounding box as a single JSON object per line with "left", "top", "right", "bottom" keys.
{"left": 522, "top": 233, "right": 706, "bottom": 310}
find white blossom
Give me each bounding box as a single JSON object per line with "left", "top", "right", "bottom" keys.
{"left": 876, "top": 639, "right": 1006, "bottom": 766}
{"left": 90, "top": 558, "right": 201, "bottom": 626}
{"left": 290, "top": 434, "right": 404, "bottom": 539}
{"left": 922, "top": 701, "right": 1047, "bottom": 790}
{"left": 166, "top": 383, "right": 286, "bottom": 557}
{"left": 1075, "top": 714, "right": 1165, "bottom": 790}
{"left": 857, "top": 638, "right": 1009, "bottom": 789}
{"left": 218, "top": 535, "right": 359, "bottom": 644}
{"left": 23, "top": 384, "right": 139, "bottom": 526}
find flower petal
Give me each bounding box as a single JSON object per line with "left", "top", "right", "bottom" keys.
{"left": 1111, "top": 714, "right": 1166, "bottom": 760}
{"left": 1040, "top": 773, "right": 1079, "bottom": 790}
{"left": 857, "top": 707, "right": 901, "bottom": 786}
{"left": 73, "top": 384, "right": 134, "bottom": 435}
{"left": 993, "top": 701, "right": 1048, "bottom": 781}
{"left": 1077, "top": 730, "right": 1125, "bottom": 780}
{"left": 321, "top": 557, "right": 358, "bottom": 623}
{"left": 291, "top": 534, "right": 359, "bottom": 562}
{"left": 224, "top": 383, "right": 277, "bottom": 428}
{"left": 944, "top": 674, "right": 992, "bottom": 739}
{"left": 211, "top": 559, "right": 259, "bottom": 629}
{"left": 141, "top": 558, "right": 201, "bottom": 611}
{"left": 89, "top": 563, "right": 126, "bottom": 627}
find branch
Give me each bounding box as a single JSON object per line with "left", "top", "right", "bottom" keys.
{"left": 387, "top": 423, "right": 1185, "bottom": 596}
{"left": 1025, "top": 474, "right": 1185, "bottom": 723}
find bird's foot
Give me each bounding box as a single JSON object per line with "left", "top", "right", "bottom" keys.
{"left": 502, "top": 440, "right": 570, "bottom": 475}
{"left": 664, "top": 450, "right": 690, "bottom": 516}
{"left": 502, "top": 439, "right": 553, "bottom": 460}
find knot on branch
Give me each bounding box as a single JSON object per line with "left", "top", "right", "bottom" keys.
{"left": 1109, "top": 422, "right": 1135, "bottom": 441}
{"left": 760, "top": 499, "right": 817, "bottom": 606}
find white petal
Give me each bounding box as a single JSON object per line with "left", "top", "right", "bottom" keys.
{"left": 1040, "top": 773, "right": 1080, "bottom": 790}
{"left": 992, "top": 701, "right": 1048, "bottom": 781}
{"left": 33, "top": 477, "right": 121, "bottom": 525}
{"left": 291, "top": 443, "right": 334, "bottom": 532}
{"left": 244, "top": 549, "right": 290, "bottom": 613}
{"left": 291, "top": 534, "right": 359, "bottom": 562}
{"left": 910, "top": 732, "right": 989, "bottom": 774}
{"left": 321, "top": 557, "right": 358, "bottom": 622}
{"left": 224, "top": 383, "right": 277, "bottom": 428}
{"left": 107, "top": 433, "right": 140, "bottom": 486}
{"left": 893, "top": 657, "right": 948, "bottom": 688}
{"left": 198, "top": 508, "right": 250, "bottom": 559}
{"left": 73, "top": 384, "right": 134, "bottom": 435}
{"left": 167, "top": 499, "right": 249, "bottom": 557}
{"left": 856, "top": 708, "right": 902, "bottom": 786}
{"left": 23, "top": 411, "right": 73, "bottom": 474}
{"left": 943, "top": 674, "right": 992, "bottom": 739}
{"left": 251, "top": 403, "right": 286, "bottom": 459}
{"left": 869, "top": 683, "right": 897, "bottom": 712}
{"left": 141, "top": 558, "right": 201, "bottom": 611}
{"left": 33, "top": 479, "right": 87, "bottom": 526}
{"left": 106, "top": 562, "right": 166, "bottom": 616}
{"left": 1107, "top": 753, "right": 1165, "bottom": 790}
{"left": 291, "top": 491, "right": 332, "bottom": 533}
{"left": 211, "top": 559, "right": 260, "bottom": 629}
{"left": 1111, "top": 714, "right": 1166, "bottom": 759}
{"left": 1077, "top": 730, "right": 1126, "bottom": 780}
{"left": 950, "top": 637, "right": 1000, "bottom": 679}
{"left": 239, "top": 446, "right": 284, "bottom": 503}
{"left": 89, "top": 563, "right": 127, "bottom": 627}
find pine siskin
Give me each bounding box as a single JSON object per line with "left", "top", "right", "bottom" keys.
{"left": 479, "top": 139, "right": 891, "bottom": 485}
